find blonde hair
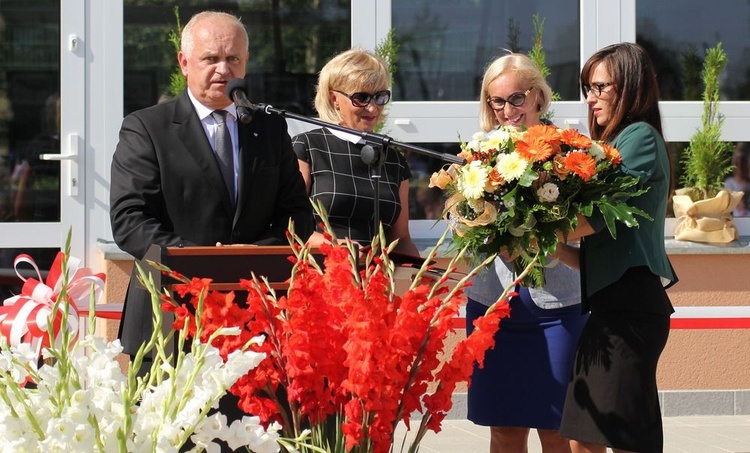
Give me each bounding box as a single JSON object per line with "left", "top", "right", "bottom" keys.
{"left": 181, "top": 11, "right": 248, "bottom": 57}
{"left": 314, "top": 48, "right": 390, "bottom": 123}
{"left": 478, "top": 53, "right": 553, "bottom": 132}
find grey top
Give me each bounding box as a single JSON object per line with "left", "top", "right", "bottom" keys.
{"left": 464, "top": 258, "right": 581, "bottom": 309}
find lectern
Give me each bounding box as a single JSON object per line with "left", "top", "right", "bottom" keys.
{"left": 139, "top": 243, "right": 309, "bottom": 292}
{"left": 124, "top": 244, "right": 315, "bottom": 360}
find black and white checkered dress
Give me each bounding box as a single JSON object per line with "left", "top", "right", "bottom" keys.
{"left": 292, "top": 127, "right": 411, "bottom": 245}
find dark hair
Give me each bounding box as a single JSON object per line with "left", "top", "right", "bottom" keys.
{"left": 580, "top": 42, "right": 664, "bottom": 142}
{"left": 581, "top": 43, "right": 673, "bottom": 193}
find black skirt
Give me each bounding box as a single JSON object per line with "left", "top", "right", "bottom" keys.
{"left": 559, "top": 267, "right": 673, "bottom": 452}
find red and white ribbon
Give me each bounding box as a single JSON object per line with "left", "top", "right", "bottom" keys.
{"left": 0, "top": 252, "right": 106, "bottom": 357}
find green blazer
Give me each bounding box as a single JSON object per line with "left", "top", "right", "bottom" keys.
{"left": 582, "top": 121, "right": 677, "bottom": 298}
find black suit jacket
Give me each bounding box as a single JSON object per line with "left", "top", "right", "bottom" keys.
{"left": 110, "top": 91, "right": 313, "bottom": 354}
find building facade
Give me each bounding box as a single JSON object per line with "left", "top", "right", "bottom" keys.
{"left": 0, "top": 0, "right": 748, "bottom": 274}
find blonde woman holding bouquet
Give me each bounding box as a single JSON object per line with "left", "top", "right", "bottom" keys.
{"left": 558, "top": 42, "right": 678, "bottom": 453}
{"left": 464, "top": 53, "right": 588, "bottom": 453}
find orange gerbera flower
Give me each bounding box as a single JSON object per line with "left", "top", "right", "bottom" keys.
{"left": 564, "top": 152, "right": 597, "bottom": 181}
{"left": 600, "top": 142, "right": 622, "bottom": 165}
{"left": 560, "top": 128, "right": 592, "bottom": 149}
{"left": 524, "top": 124, "right": 562, "bottom": 146}
{"left": 516, "top": 136, "right": 558, "bottom": 162}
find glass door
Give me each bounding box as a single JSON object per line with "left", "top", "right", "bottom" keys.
{"left": 0, "top": 0, "right": 85, "bottom": 298}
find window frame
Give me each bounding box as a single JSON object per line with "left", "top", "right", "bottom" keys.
{"left": 366, "top": 0, "right": 749, "bottom": 235}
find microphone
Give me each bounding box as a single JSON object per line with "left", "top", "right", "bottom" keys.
{"left": 226, "top": 78, "right": 255, "bottom": 124}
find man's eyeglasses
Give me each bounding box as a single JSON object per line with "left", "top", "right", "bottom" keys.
{"left": 333, "top": 89, "right": 391, "bottom": 107}
{"left": 486, "top": 89, "right": 532, "bottom": 111}
{"left": 582, "top": 82, "right": 613, "bottom": 98}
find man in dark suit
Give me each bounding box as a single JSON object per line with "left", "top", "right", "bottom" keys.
{"left": 110, "top": 11, "right": 313, "bottom": 356}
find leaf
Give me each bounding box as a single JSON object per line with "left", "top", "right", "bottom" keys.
{"left": 598, "top": 201, "right": 652, "bottom": 239}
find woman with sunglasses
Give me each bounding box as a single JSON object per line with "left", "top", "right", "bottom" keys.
{"left": 292, "top": 48, "right": 419, "bottom": 255}
{"left": 464, "top": 53, "right": 587, "bottom": 453}
{"left": 558, "top": 42, "right": 678, "bottom": 453}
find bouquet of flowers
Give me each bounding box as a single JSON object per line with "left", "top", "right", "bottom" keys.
{"left": 430, "top": 124, "right": 649, "bottom": 287}
{"left": 0, "top": 232, "right": 281, "bottom": 453}
{"left": 159, "top": 208, "right": 530, "bottom": 453}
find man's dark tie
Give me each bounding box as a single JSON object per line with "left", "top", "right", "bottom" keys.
{"left": 211, "top": 110, "right": 235, "bottom": 206}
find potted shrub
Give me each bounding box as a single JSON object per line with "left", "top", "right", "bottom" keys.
{"left": 673, "top": 42, "right": 744, "bottom": 243}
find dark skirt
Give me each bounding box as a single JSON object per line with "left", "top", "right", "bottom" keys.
{"left": 466, "top": 288, "right": 588, "bottom": 429}
{"left": 559, "top": 266, "right": 673, "bottom": 452}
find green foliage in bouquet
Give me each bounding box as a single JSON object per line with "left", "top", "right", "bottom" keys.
{"left": 680, "top": 42, "right": 734, "bottom": 201}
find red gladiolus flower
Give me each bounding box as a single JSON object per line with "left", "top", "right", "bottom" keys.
{"left": 163, "top": 224, "right": 518, "bottom": 452}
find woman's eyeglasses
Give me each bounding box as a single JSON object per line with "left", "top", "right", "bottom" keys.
{"left": 582, "top": 82, "right": 613, "bottom": 98}
{"left": 333, "top": 89, "right": 391, "bottom": 107}
{"left": 486, "top": 89, "right": 532, "bottom": 111}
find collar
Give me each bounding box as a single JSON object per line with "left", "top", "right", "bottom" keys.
{"left": 187, "top": 88, "right": 238, "bottom": 121}
{"left": 327, "top": 126, "right": 366, "bottom": 145}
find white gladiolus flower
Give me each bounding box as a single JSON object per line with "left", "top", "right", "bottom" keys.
{"left": 0, "top": 244, "right": 277, "bottom": 453}
{"left": 0, "top": 328, "right": 277, "bottom": 453}
{"left": 226, "top": 417, "right": 282, "bottom": 452}
{"left": 537, "top": 182, "right": 560, "bottom": 202}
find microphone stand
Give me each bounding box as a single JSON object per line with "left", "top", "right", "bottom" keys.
{"left": 245, "top": 101, "right": 465, "bottom": 242}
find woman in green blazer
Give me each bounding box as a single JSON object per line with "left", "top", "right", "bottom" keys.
{"left": 558, "top": 43, "right": 678, "bottom": 453}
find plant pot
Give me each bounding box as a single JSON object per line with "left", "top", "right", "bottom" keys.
{"left": 672, "top": 188, "right": 744, "bottom": 243}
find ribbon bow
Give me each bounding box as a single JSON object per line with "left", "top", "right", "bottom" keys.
{"left": 0, "top": 252, "right": 106, "bottom": 357}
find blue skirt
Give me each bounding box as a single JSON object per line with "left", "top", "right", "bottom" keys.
{"left": 466, "top": 289, "right": 588, "bottom": 429}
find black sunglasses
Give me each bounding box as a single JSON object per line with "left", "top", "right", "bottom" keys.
{"left": 486, "top": 88, "right": 532, "bottom": 111}
{"left": 333, "top": 89, "right": 391, "bottom": 107}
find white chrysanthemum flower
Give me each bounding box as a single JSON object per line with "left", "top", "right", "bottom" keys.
{"left": 480, "top": 135, "right": 502, "bottom": 152}
{"left": 457, "top": 160, "right": 490, "bottom": 199}
{"left": 588, "top": 142, "right": 605, "bottom": 160}
{"left": 465, "top": 139, "right": 481, "bottom": 152}
{"left": 487, "top": 126, "right": 514, "bottom": 145}
{"left": 495, "top": 152, "right": 528, "bottom": 182}
{"left": 537, "top": 182, "right": 560, "bottom": 202}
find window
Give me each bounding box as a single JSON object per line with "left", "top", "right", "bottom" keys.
{"left": 637, "top": 1, "right": 750, "bottom": 218}
{"left": 392, "top": 0, "right": 580, "bottom": 101}
{"left": 123, "top": 1, "right": 351, "bottom": 116}
{"left": 636, "top": 1, "right": 750, "bottom": 101}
